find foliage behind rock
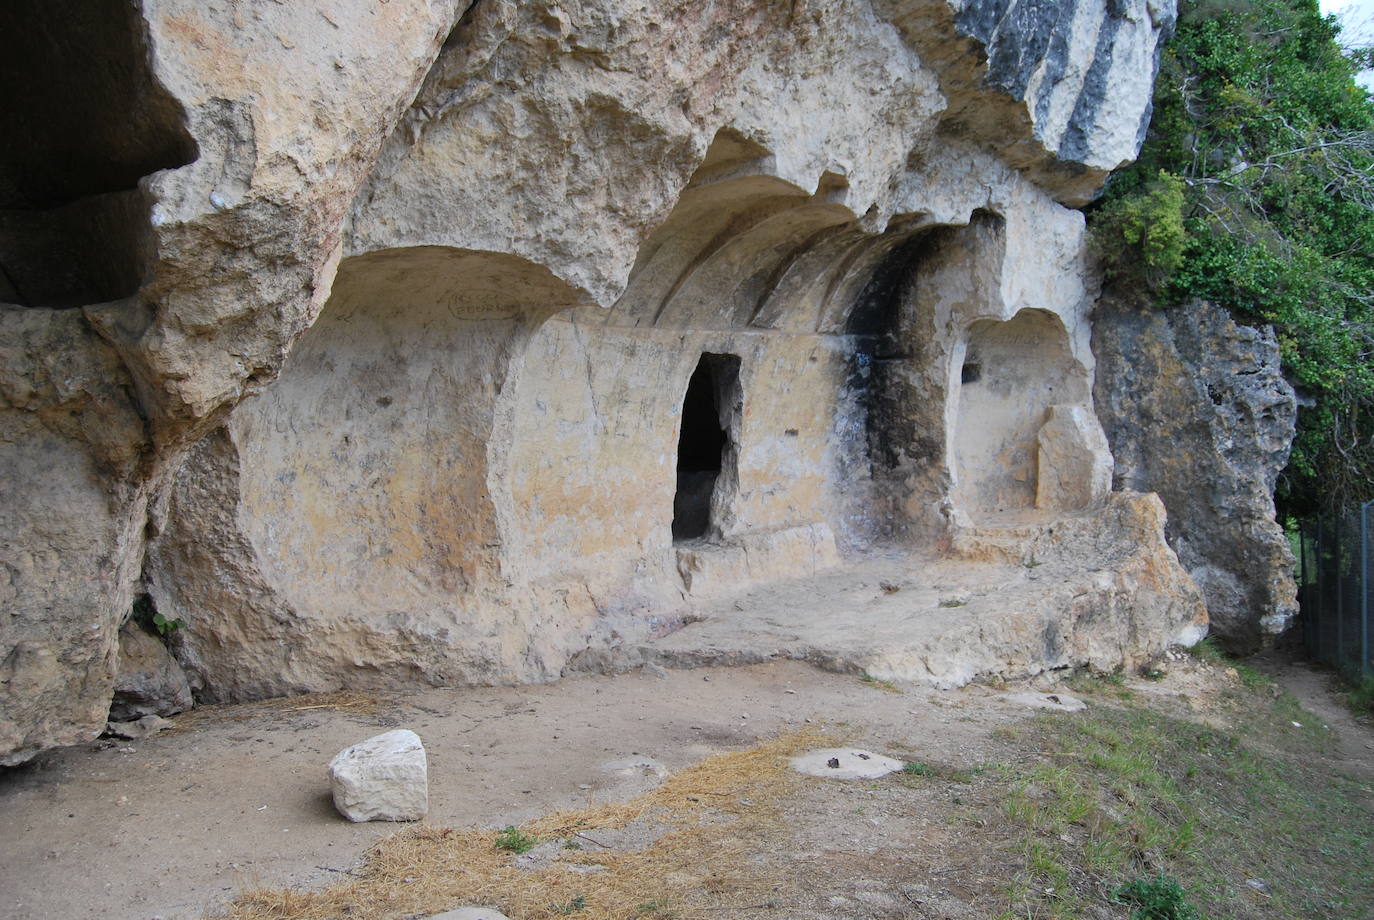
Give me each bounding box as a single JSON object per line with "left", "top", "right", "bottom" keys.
{"left": 1092, "top": 0, "right": 1374, "bottom": 517}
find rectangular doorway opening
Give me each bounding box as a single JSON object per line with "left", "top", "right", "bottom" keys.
{"left": 673, "top": 352, "right": 741, "bottom": 541}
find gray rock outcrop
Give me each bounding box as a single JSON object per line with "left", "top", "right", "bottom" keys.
{"left": 103, "top": 714, "right": 172, "bottom": 741}
{"left": 1094, "top": 294, "right": 1298, "bottom": 652}
{"left": 0, "top": 0, "right": 1186, "bottom": 764}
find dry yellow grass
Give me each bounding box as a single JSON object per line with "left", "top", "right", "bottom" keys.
{"left": 217, "top": 728, "right": 829, "bottom": 920}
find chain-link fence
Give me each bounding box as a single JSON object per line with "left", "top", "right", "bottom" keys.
{"left": 1298, "top": 502, "right": 1374, "bottom": 681}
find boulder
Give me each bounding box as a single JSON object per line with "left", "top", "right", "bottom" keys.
{"left": 1037, "top": 405, "right": 1112, "bottom": 513}
{"left": 328, "top": 729, "right": 429, "bottom": 823}
{"left": 1094, "top": 295, "right": 1298, "bottom": 651}
{"left": 103, "top": 714, "right": 172, "bottom": 741}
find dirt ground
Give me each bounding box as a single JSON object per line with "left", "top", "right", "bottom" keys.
{"left": 0, "top": 655, "right": 1368, "bottom": 920}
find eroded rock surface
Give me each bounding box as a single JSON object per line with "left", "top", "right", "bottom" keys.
{"left": 108, "top": 620, "right": 193, "bottom": 723}
{"left": 329, "top": 729, "right": 429, "bottom": 823}
{"left": 1094, "top": 294, "right": 1298, "bottom": 652}
{"left": 0, "top": 0, "right": 463, "bottom": 763}
{"left": 0, "top": 0, "right": 1197, "bottom": 764}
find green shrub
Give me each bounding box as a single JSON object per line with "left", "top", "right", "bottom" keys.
{"left": 1091, "top": 0, "right": 1374, "bottom": 515}
{"left": 494, "top": 825, "right": 536, "bottom": 854}
{"left": 1350, "top": 677, "right": 1374, "bottom": 714}
{"left": 1113, "top": 873, "right": 1200, "bottom": 920}
{"left": 1093, "top": 170, "right": 1188, "bottom": 292}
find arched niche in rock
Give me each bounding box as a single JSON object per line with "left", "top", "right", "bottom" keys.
{"left": 229, "top": 246, "right": 583, "bottom": 617}
{"left": 609, "top": 132, "right": 857, "bottom": 333}
{"left": 949, "top": 308, "right": 1095, "bottom": 523}
{"left": 502, "top": 129, "right": 938, "bottom": 599}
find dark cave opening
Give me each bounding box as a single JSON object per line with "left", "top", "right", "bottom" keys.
{"left": 673, "top": 353, "right": 741, "bottom": 541}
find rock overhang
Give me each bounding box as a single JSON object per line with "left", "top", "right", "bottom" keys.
{"left": 0, "top": 0, "right": 1193, "bottom": 766}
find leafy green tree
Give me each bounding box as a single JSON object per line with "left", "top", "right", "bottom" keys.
{"left": 1093, "top": 0, "right": 1374, "bottom": 516}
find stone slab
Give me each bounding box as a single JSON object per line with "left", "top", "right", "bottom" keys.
{"left": 791, "top": 748, "right": 904, "bottom": 780}
{"left": 426, "top": 909, "right": 511, "bottom": 920}
{"left": 1007, "top": 692, "right": 1086, "bottom": 713}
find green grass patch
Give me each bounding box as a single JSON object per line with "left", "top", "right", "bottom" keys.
{"left": 1185, "top": 637, "right": 1226, "bottom": 665}
{"left": 990, "top": 696, "right": 1373, "bottom": 919}
{"left": 1183, "top": 637, "right": 1280, "bottom": 694}
{"left": 1113, "top": 874, "right": 1199, "bottom": 919}
{"left": 1067, "top": 668, "right": 1133, "bottom": 700}
{"left": 898, "top": 760, "right": 983, "bottom": 785}
{"left": 1348, "top": 677, "right": 1374, "bottom": 716}
{"left": 494, "top": 825, "right": 537, "bottom": 854}
{"left": 550, "top": 895, "right": 588, "bottom": 914}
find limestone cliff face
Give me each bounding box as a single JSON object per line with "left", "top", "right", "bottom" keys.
{"left": 1093, "top": 294, "right": 1298, "bottom": 652}
{"left": 1, "top": 0, "right": 1185, "bottom": 765}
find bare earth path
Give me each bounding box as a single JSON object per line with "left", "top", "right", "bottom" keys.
{"left": 1, "top": 661, "right": 1030, "bottom": 920}
{"left": 1267, "top": 656, "right": 1374, "bottom": 781}
{"left": 2, "top": 654, "right": 1370, "bottom": 920}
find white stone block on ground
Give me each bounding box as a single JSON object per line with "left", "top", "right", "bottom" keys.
{"left": 329, "top": 729, "right": 428, "bottom": 822}
{"left": 425, "top": 909, "right": 511, "bottom": 920}
{"left": 790, "top": 748, "right": 904, "bottom": 779}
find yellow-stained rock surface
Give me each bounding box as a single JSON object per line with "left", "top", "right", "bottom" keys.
{"left": 1, "top": 0, "right": 1241, "bottom": 767}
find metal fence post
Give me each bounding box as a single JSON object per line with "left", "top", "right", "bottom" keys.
{"left": 1317, "top": 517, "right": 1326, "bottom": 663}
{"left": 1300, "top": 525, "right": 1310, "bottom": 657}
{"left": 1308, "top": 523, "right": 1319, "bottom": 660}
{"left": 1363, "top": 501, "right": 1371, "bottom": 679}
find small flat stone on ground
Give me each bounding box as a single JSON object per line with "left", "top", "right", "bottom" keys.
{"left": 1007, "top": 692, "right": 1086, "bottom": 712}
{"left": 328, "top": 729, "right": 428, "bottom": 822}
{"left": 103, "top": 714, "right": 172, "bottom": 740}
{"left": 425, "top": 909, "right": 511, "bottom": 920}
{"left": 601, "top": 756, "right": 668, "bottom": 778}
{"left": 791, "top": 748, "right": 904, "bottom": 779}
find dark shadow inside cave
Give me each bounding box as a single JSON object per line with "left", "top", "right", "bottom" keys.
{"left": 0, "top": 0, "right": 198, "bottom": 307}
{"left": 673, "top": 353, "right": 741, "bottom": 541}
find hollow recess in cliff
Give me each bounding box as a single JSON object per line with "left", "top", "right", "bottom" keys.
{"left": 952, "top": 309, "right": 1090, "bottom": 521}
{"left": 227, "top": 247, "right": 581, "bottom": 625}
{"left": 673, "top": 353, "right": 742, "bottom": 541}
{"left": 0, "top": 0, "right": 197, "bottom": 307}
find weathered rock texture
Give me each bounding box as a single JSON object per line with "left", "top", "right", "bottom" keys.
{"left": 1, "top": 0, "right": 464, "bottom": 764}
{"left": 1, "top": 0, "right": 1200, "bottom": 764}
{"left": 108, "top": 620, "right": 193, "bottom": 723}
{"left": 329, "top": 729, "right": 429, "bottom": 822}
{"left": 612, "top": 491, "right": 1207, "bottom": 686}
{"left": 1094, "top": 294, "right": 1298, "bottom": 652}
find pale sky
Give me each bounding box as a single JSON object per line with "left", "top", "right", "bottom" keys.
{"left": 1321, "top": 0, "right": 1374, "bottom": 88}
